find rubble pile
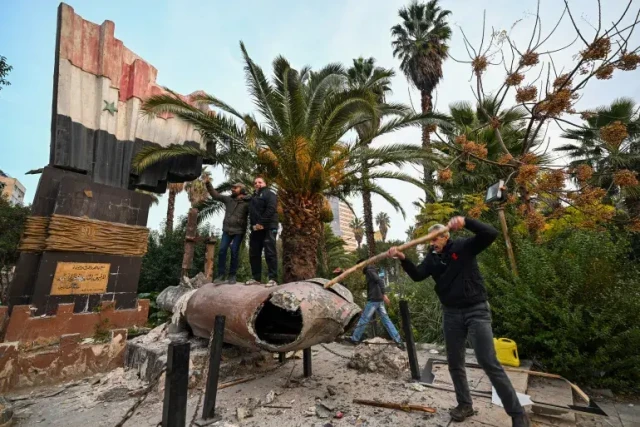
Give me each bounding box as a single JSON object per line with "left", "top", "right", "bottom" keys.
{"left": 347, "top": 338, "right": 409, "bottom": 376}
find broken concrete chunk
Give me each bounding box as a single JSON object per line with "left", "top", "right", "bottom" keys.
{"left": 236, "top": 406, "right": 253, "bottom": 421}
{"left": 327, "top": 385, "right": 337, "bottom": 396}
{"left": 190, "top": 272, "right": 209, "bottom": 288}
{"left": 406, "top": 383, "right": 426, "bottom": 392}
{"left": 269, "top": 290, "right": 301, "bottom": 311}
{"left": 265, "top": 390, "right": 275, "bottom": 404}
{"left": 347, "top": 339, "right": 409, "bottom": 377}
{"left": 315, "top": 402, "right": 333, "bottom": 419}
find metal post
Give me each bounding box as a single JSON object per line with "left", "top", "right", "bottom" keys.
{"left": 303, "top": 347, "right": 312, "bottom": 377}
{"left": 278, "top": 352, "right": 286, "bottom": 364}
{"left": 497, "top": 206, "right": 518, "bottom": 276}
{"left": 162, "top": 341, "right": 191, "bottom": 427}
{"left": 202, "top": 316, "right": 226, "bottom": 420}
{"left": 399, "top": 300, "right": 420, "bottom": 381}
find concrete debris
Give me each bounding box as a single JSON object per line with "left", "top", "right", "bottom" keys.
{"left": 406, "top": 383, "right": 426, "bottom": 392}
{"left": 269, "top": 290, "right": 301, "bottom": 311}
{"left": 265, "top": 390, "right": 275, "bottom": 404}
{"left": 190, "top": 272, "right": 209, "bottom": 288}
{"left": 0, "top": 397, "right": 14, "bottom": 426}
{"left": 96, "top": 386, "right": 132, "bottom": 402}
{"left": 327, "top": 385, "right": 337, "bottom": 396}
{"left": 347, "top": 339, "right": 409, "bottom": 377}
{"left": 315, "top": 402, "right": 333, "bottom": 419}
{"left": 236, "top": 406, "right": 253, "bottom": 421}
{"left": 304, "top": 406, "right": 316, "bottom": 417}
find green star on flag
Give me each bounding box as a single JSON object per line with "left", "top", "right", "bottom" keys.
{"left": 103, "top": 100, "right": 118, "bottom": 115}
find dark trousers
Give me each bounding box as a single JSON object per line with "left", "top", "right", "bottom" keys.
{"left": 249, "top": 228, "right": 278, "bottom": 281}
{"left": 443, "top": 302, "right": 524, "bottom": 417}
{"left": 217, "top": 231, "right": 244, "bottom": 277}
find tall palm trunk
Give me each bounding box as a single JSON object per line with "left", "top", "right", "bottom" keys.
{"left": 166, "top": 188, "right": 177, "bottom": 234}
{"left": 362, "top": 164, "right": 377, "bottom": 258}
{"left": 280, "top": 192, "right": 324, "bottom": 282}
{"left": 421, "top": 89, "right": 434, "bottom": 203}
{"left": 318, "top": 225, "right": 328, "bottom": 276}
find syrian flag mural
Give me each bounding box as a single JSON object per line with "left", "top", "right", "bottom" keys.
{"left": 51, "top": 3, "right": 205, "bottom": 192}
{"left": 7, "top": 3, "right": 208, "bottom": 320}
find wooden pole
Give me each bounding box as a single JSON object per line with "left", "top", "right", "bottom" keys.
{"left": 204, "top": 237, "right": 216, "bottom": 281}
{"left": 324, "top": 226, "right": 450, "bottom": 289}
{"left": 497, "top": 207, "right": 518, "bottom": 276}
{"left": 181, "top": 208, "right": 198, "bottom": 277}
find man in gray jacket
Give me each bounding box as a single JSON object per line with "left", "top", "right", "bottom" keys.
{"left": 206, "top": 180, "right": 250, "bottom": 284}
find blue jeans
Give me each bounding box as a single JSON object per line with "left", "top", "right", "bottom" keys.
{"left": 217, "top": 231, "right": 244, "bottom": 277}
{"left": 351, "top": 301, "right": 402, "bottom": 343}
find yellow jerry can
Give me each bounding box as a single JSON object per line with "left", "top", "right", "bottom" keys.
{"left": 494, "top": 338, "right": 520, "bottom": 367}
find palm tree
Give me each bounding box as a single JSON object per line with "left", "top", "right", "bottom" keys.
{"left": 375, "top": 212, "right": 391, "bottom": 242}
{"left": 346, "top": 57, "right": 400, "bottom": 257}
{"left": 556, "top": 98, "right": 640, "bottom": 215}
{"left": 165, "top": 183, "right": 184, "bottom": 234}
{"left": 405, "top": 225, "right": 416, "bottom": 241}
{"left": 391, "top": 0, "right": 452, "bottom": 202}
{"left": 185, "top": 170, "right": 211, "bottom": 207}
{"left": 350, "top": 216, "right": 365, "bottom": 249}
{"left": 133, "top": 43, "right": 437, "bottom": 282}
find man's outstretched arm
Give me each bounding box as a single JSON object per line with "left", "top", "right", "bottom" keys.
{"left": 388, "top": 247, "right": 432, "bottom": 282}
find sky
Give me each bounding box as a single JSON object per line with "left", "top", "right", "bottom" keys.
{"left": 1, "top": 0, "right": 639, "bottom": 242}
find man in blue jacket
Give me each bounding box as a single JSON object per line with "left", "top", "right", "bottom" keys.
{"left": 348, "top": 260, "right": 404, "bottom": 350}
{"left": 246, "top": 176, "right": 279, "bottom": 287}
{"left": 388, "top": 217, "right": 529, "bottom": 427}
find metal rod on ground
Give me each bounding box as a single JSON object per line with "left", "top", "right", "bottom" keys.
{"left": 399, "top": 300, "right": 420, "bottom": 381}
{"left": 324, "top": 226, "right": 450, "bottom": 289}
{"left": 303, "top": 348, "right": 312, "bottom": 377}
{"left": 202, "top": 315, "right": 226, "bottom": 420}
{"left": 162, "top": 341, "right": 191, "bottom": 427}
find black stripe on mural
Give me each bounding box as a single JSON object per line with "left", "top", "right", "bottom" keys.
{"left": 51, "top": 114, "right": 203, "bottom": 193}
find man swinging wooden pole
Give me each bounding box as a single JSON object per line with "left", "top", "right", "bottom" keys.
{"left": 324, "top": 226, "right": 450, "bottom": 289}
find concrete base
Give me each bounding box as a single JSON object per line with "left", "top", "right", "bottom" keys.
{"left": 0, "top": 329, "right": 128, "bottom": 393}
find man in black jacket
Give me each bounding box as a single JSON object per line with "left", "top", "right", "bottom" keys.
{"left": 246, "top": 177, "right": 279, "bottom": 287}
{"left": 388, "top": 217, "right": 529, "bottom": 427}
{"left": 348, "top": 261, "right": 404, "bottom": 349}
{"left": 205, "top": 180, "right": 249, "bottom": 284}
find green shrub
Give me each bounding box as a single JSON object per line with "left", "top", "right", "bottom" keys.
{"left": 481, "top": 230, "right": 640, "bottom": 393}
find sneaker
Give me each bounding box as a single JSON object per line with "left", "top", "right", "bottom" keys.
{"left": 450, "top": 404, "right": 474, "bottom": 422}
{"left": 342, "top": 337, "right": 360, "bottom": 346}
{"left": 245, "top": 279, "right": 261, "bottom": 286}
{"left": 265, "top": 280, "right": 278, "bottom": 288}
{"left": 512, "top": 414, "right": 531, "bottom": 427}
{"left": 226, "top": 276, "right": 237, "bottom": 284}
{"left": 396, "top": 342, "right": 406, "bottom": 351}
{"left": 213, "top": 276, "right": 225, "bottom": 284}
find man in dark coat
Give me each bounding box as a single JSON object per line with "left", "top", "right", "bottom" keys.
{"left": 348, "top": 260, "right": 404, "bottom": 349}
{"left": 388, "top": 217, "right": 529, "bottom": 427}
{"left": 206, "top": 181, "right": 250, "bottom": 284}
{"left": 246, "top": 176, "right": 279, "bottom": 287}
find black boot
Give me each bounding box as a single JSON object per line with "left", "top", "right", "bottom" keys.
{"left": 512, "top": 414, "right": 531, "bottom": 427}
{"left": 450, "top": 404, "right": 474, "bottom": 422}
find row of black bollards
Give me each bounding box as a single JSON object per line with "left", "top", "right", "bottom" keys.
{"left": 161, "top": 315, "right": 226, "bottom": 427}
{"left": 159, "top": 302, "right": 416, "bottom": 426}
{"left": 399, "top": 300, "right": 421, "bottom": 381}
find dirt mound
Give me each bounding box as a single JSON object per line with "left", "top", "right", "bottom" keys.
{"left": 347, "top": 338, "right": 408, "bottom": 376}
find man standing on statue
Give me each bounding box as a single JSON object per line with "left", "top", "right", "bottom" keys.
{"left": 205, "top": 179, "right": 250, "bottom": 284}
{"left": 246, "top": 176, "right": 279, "bottom": 287}
{"left": 388, "top": 216, "right": 530, "bottom": 427}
